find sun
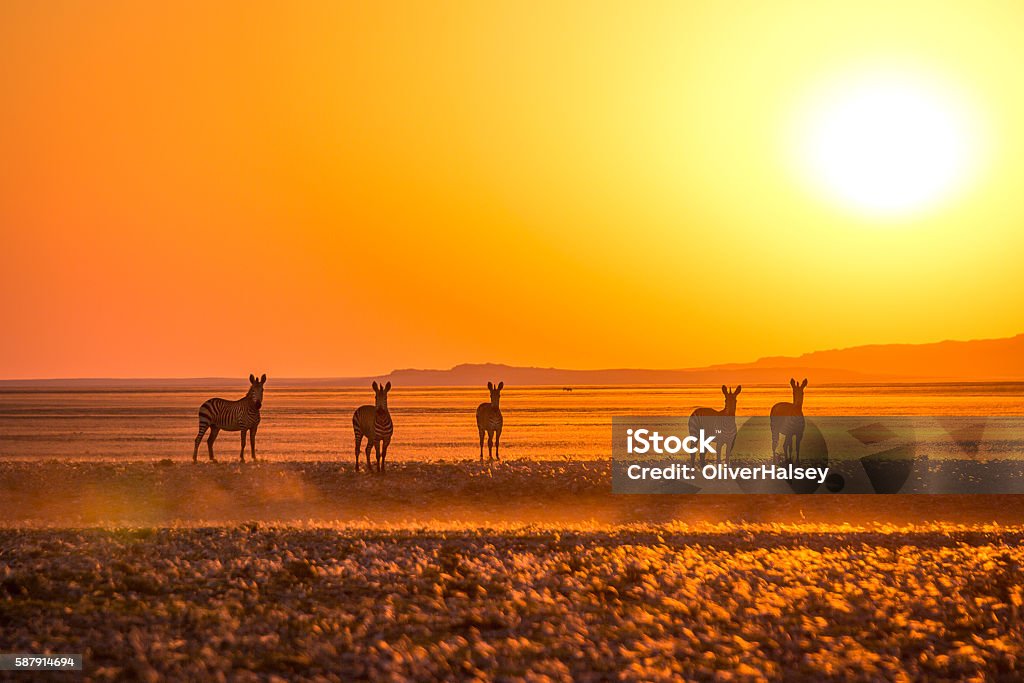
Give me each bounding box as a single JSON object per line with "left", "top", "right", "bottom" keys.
{"left": 795, "top": 71, "right": 981, "bottom": 218}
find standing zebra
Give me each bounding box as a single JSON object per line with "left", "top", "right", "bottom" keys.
{"left": 688, "top": 385, "right": 741, "bottom": 466}
{"left": 193, "top": 373, "right": 266, "bottom": 463}
{"left": 770, "top": 378, "right": 807, "bottom": 464}
{"left": 353, "top": 381, "right": 393, "bottom": 473}
{"left": 476, "top": 381, "right": 503, "bottom": 462}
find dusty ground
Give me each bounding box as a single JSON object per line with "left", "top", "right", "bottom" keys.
{"left": 2, "top": 460, "right": 1024, "bottom": 526}
{"left": 4, "top": 461, "right": 1024, "bottom": 681}
{"left": 3, "top": 525, "right": 1024, "bottom": 681}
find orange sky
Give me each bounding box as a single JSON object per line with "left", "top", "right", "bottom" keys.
{"left": 2, "top": 1, "right": 1023, "bottom": 378}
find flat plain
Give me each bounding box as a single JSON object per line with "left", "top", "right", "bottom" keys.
{"left": 2, "top": 383, "right": 1024, "bottom": 680}
{"left": 4, "top": 524, "right": 1024, "bottom": 681}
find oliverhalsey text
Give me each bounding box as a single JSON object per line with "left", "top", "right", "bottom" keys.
{"left": 626, "top": 463, "right": 830, "bottom": 484}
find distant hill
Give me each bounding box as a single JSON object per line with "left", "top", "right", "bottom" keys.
{"left": 386, "top": 363, "right": 893, "bottom": 386}
{"left": 706, "top": 334, "right": 1024, "bottom": 383}
{"left": 385, "top": 333, "right": 1024, "bottom": 386}
{"left": 2, "top": 334, "right": 1022, "bottom": 387}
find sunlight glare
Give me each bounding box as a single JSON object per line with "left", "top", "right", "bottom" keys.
{"left": 796, "top": 72, "right": 981, "bottom": 218}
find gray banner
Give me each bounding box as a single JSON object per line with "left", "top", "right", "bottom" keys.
{"left": 612, "top": 416, "right": 1024, "bottom": 494}
{"left": 0, "top": 654, "right": 83, "bottom": 671}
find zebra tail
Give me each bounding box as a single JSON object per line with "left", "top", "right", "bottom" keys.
{"left": 194, "top": 418, "right": 209, "bottom": 444}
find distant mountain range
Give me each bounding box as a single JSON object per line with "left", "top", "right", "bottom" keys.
{"left": 383, "top": 333, "right": 1024, "bottom": 385}
{"left": 5, "top": 333, "right": 1022, "bottom": 387}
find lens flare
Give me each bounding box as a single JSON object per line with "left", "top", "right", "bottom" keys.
{"left": 795, "top": 71, "right": 982, "bottom": 218}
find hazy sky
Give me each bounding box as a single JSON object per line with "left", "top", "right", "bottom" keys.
{"left": 2, "top": 1, "right": 1023, "bottom": 378}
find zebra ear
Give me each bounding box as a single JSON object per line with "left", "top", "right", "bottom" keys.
{"left": 488, "top": 381, "right": 493, "bottom": 391}
{"left": 260, "top": 374, "right": 267, "bottom": 384}
{"left": 801, "top": 378, "right": 808, "bottom": 388}
{"left": 372, "top": 381, "right": 379, "bottom": 392}
{"left": 250, "top": 374, "right": 257, "bottom": 384}
{"left": 721, "top": 384, "right": 728, "bottom": 396}
{"left": 497, "top": 381, "right": 503, "bottom": 391}
{"left": 790, "top": 378, "right": 797, "bottom": 388}
{"left": 734, "top": 385, "right": 742, "bottom": 395}
{"left": 384, "top": 381, "right": 391, "bottom": 392}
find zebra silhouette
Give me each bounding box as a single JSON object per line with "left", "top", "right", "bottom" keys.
{"left": 771, "top": 378, "right": 807, "bottom": 464}
{"left": 476, "top": 381, "right": 503, "bottom": 461}
{"left": 353, "top": 381, "right": 393, "bottom": 473}
{"left": 193, "top": 373, "right": 266, "bottom": 463}
{"left": 688, "top": 385, "right": 741, "bottom": 466}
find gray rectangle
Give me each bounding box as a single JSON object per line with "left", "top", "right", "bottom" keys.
{"left": 0, "top": 654, "right": 83, "bottom": 671}
{"left": 612, "top": 416, "right": 1024, "bottom": 494}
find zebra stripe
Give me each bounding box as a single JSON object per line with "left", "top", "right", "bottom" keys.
{"left": 476, "top": 406, "right": 503, "bottom": 432}
{"left": 687, "top": 412, "right": 737, "bottom": 462}
{"left": 353, "top": 381, "right": 394, "bottom": 472}
{"left": 771, "top": 415, "right": 805, "bottom": 436}
{"left": 193, "top": 374, "right": 265, "bottom": 462}
{"left": 770, "top": 378, "right": 808, "bottom": 464}
{"left": 198, "top": 396, "right": 261, "bottom": 432}
{"left": 476, "top": 381, "right": 504, "bottom": 461}
{"left": 688, "top": 385, "right": 740, "bottom": 465}
{"left": 352, "top": 406, "right": 394, "bottom": 442}
{"left": 374, "top": 408, "right": 394, "bottom": 440}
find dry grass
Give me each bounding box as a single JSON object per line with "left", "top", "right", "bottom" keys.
{"left": 4, "top": 461, "right": 1024, "bottom": 680}
{"left": 3, "top": 524, "right": 1024, "bottom": 681}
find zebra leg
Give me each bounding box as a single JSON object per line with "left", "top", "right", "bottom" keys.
{"left": 494, "top": 430, "right": 501, "bottom": 461}
{"left": 239, "top": 429, "right": 247, "bottom": 462}
{"left": 794, "top": 430, "right": 803, "bottom": 465}
{"left": 193, "top": 423, "right": 208, "bottom": 463}
{"left": 207, "top": 426, "right": 220, "bottom": 462}
{"left": 379, "top": 439, "right": 389, "bottom": 473}
{"left": 354, "top": 433, "right": 362, "bottom": 471}
{"left": 478, "top": 428, "right": 485, "bottom": 461}
{"left": 365, "top": 440, "right": 373, "bottom": 472}
{"left": 486, "top": 431, "right": 494, "bottom": 461}
{"left": 770, "top": 429, "right": 779, "bottom": 465}
{"left": 249, "top": 427, "right": 258, "bottom": 462}
{"left": 373, "top": 440, "right": 382, "bottom": 473}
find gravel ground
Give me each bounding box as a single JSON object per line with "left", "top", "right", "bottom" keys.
{"left": 3, "top": 525, "right": 1024, "bottom": 681}
{"left": 3, "top": 462, "right": 1024, "bottom": 680}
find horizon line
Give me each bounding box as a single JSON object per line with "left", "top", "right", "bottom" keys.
{"left": 0, "top": 331, "right": 1019, "bottom": 383}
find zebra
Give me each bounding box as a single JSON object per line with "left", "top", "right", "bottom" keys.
{"left": 476, "top": 381, "right": 503, "bottom": 462}
{"left": 688, "top": 385, "right": 741, "bottom": 466}
{"left": 771, "top": 378, "right": 808, "bottom": 464}
{"left": 353, "top": 381, "right": 393, "bottom": 473}
{"left": 193, "top": 373, "right": 266, "bottom": 463}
